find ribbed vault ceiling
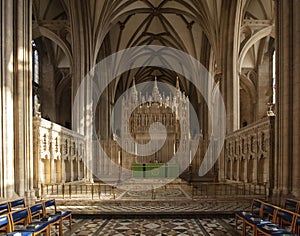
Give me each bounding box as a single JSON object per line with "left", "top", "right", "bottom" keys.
{"left": 31, "top": 0, "right": 274, "bottom": 108}
{"left": 93, "top": 0, "right": 225, "bottom": 103}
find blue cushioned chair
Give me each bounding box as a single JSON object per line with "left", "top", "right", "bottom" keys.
{"left": 275, "top": 208, "right": 294, "bottom": 228}
{"left": 0, "top": 214, "right": 11, "bottom": 233}
{"left": 43, "top": 199, "right": 72, "bottom": 229}
{"left": 10, "top": 209, "right": 29, "bottom": 226}
{"left": 235, "top": 199, "right": 264, "bottom": 232}
{"left": 40, "top": 214, "right": 62, "bottom": 236}
{"left": 29, "top": 204, "right": 43, "bottom": 221}
{"left": 263, "top": 204, "right": 276, "bottom": 221}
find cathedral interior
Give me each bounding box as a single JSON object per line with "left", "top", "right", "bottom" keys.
{"left": 1, "top": 0, "right": 300, "bottom": 235}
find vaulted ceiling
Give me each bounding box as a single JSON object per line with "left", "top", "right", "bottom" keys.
{"left": 31, "top": 0, "right": 275, "bottom": 111}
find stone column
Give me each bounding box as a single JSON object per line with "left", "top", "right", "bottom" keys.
{"left": 236, "top": 159, "right": 240, "bottom": 181}
{"left": 50, "top": 159, "right": 56, "bottom": 183}
{"left": 56, "top": 158, "right": 62, "bottom": 183}
{"left": 274, "top": 0, "right": 300, "bottom": 197}
{"left": 0, "top": 0, "right": 15, "bottom": 198}
{"left": 229, "top": 159, "right": 233, "bottom": 180}
{"left": 244, "top": 157, "right": 248, "bottom": 183}
{"left": 219, "top": 0, "right": 241, "bottom": 133}
{"left": 291, "top": 0, "right": 300, "bottom": 198}
{"left": 78, "top": 159, "right": 81, "bottom": 180}
{"left": 61, "top": 159, "right": 66, "bottom": 183}
{"left": 70, "top": 159, "right": 74, "bottom": 182}
{"left": 15, "top": 0, "right": 35, "bottom": 199}
{"left": 253, "top": 157, "right": 258, "bottom": 184}
{"left": 1, "top": 0, "right": 34, "bottom": 199}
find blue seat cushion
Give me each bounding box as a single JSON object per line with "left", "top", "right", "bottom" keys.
{"left": 236, "top": 211, "right": 253, "bottom": 218}
{"left": 244, "top": 214, "right": 270, "bottom": 225}
{"left": 61, "top": 211, "right": 71, "bottom": 218}
{"left": 24, "top": 221, "right": 49, "bottom": 232}
{"left": 6, "top": 232, "right": 33, "bottom": 236}
{"left": 11, "top": 221, "right": 49, "bottom": 235}
{"left": 41, "top": 214, "right": 62, "bottom": 224}
{"left": 0, "top": 215, "right": 9, "bottom": 227}
{"left": 256, "top": 223, "right": 292, "bottom": 235}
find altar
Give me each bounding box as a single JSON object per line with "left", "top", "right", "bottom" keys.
{"left": 132, "top": 163, "right": 179, "bottom": 178}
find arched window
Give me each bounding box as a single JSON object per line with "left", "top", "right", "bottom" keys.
{"left": 32, "top": 40, "right": 40, "bottom": 116}
{"left": 32, "top": 41, "right": 39, "bottom": 84}
{"left": 272, "top": 51, "right": 276, "bottom": 104}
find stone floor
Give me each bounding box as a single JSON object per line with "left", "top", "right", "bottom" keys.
{"left": 52, "top": 216, "right": 243, "bottom": 236}
{"left": 55, "top": 200, "right": 250, "bottom": 215}
{"left": 52, "top": 185, "right": 252, "bottom": 216}
{"left": 0, "top": 200, "right": 252, "bottom": 236}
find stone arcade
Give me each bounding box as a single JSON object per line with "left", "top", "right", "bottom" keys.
{"left": 0, "top": 1, "right": 300, "bottom": 234}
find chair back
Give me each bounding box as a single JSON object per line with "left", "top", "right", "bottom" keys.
{"left": 0, "top": 202, "right": 10, "bottom": 215}
{"left": 275, "top": 208, "right": 296, "bottom": 227}
{"left": 43, "top": 199, "right": 57, "bottom": 216}
{"left": 263, "top": 203, "right": 277, "bottom": 220}
{"left": 10, "top": 208, "right": 29, "bottom": 227}
{"left": 29, "top": 203, "right": 44, "bottom": 220}
{"left": 251, "top": 199, "right": 264, "bottom": 217}
{"left": 284, "top": 199, "right": 299, "bottom": 213}
{"left": 44, "top": 199, "right": 56, "bottom": 208}
{"left": 9, "top": 199, "right": 26, "bottom": 209}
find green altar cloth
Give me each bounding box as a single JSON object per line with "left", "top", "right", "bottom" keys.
{"left": 131, "top": 163, "right": 179, "bottom": 178}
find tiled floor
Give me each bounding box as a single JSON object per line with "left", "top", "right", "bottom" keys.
{"left": 56, "top": 217, "right": 242, "bottom": 236}
{"left": 0, "top": 216, "right": 245, "bottom": 236}
{"left": 56, "top": 200, "right": 250, "bottom": 215}
{"left": 0, "top": 184, "right": 256, "bottom": 235}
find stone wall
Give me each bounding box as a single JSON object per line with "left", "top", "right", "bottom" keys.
{"left": 224, "top": 117, "right": 274, "bottom": 192}
{"left": 33, "top": 117, "right": 86, "bottom": 197}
